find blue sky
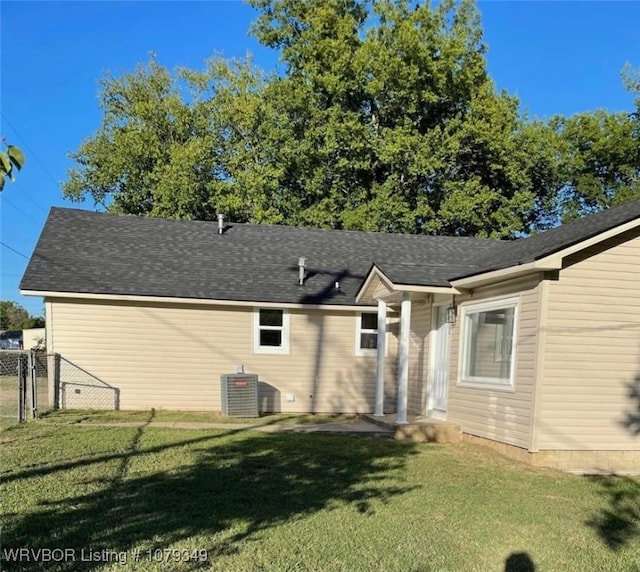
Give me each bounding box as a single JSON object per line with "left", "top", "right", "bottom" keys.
{"left": 1, "top": 1, "right": 638, "bottom": 316}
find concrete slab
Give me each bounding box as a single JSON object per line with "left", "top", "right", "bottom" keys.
{"left": 266, "top": 420, "right": 394, "bottom": 437}
{"left": 43, "top": 418, "right": 394, "bottom": 437}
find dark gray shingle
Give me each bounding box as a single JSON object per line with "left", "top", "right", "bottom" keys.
{"left": 21, "top": 200, "right": 640, "bottom": 301}
{"left": 20, "top": 208, "right": 494, "bottom": 305}
{"left": 455, "top": 199, "right": 640, "bottom": 280}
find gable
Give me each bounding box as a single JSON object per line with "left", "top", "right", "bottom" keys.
{"left": 560, "top": 226, "right": 640, "bottom": 273}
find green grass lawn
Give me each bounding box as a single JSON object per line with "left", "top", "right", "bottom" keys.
{"left": 1, "top": 423, "right": 638, "bottom": 572}
{"left": 0, "top": 375, "right": 18, "bottom": 422}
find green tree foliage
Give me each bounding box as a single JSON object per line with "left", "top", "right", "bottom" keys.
{"left": 550, "top": 65, "right": 640, "bottom": 222}
{"left": 0, "top": 301, "right": 44, "bottom": 330}
{"left": 246, "top": 0, "right": 563, "bottom": 236}
{"left": 0, "top": 141, "right": 25, "bottom": 191}
{"left": 64, "top": 59, "right": 222, "bottom": 219}
{"left": 68, "top": 0, "right": 637, "bottom": 238}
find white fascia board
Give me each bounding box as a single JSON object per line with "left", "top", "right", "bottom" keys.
{"left": 355, "top": 265, "right": 394, "bottom": 304}
{"left": 19, "top": 290, "right": 376, "bottom": 312}
{"left": 451, "top": 217, "right": 640, "bottom": 289}
{"left": 393, "top": 284, "right": 461, "bottom": 294}
{"left": 538, "top": 217, "right": 640, "bottom": 261}
{"left": 450, "top": 261, "right": 555, "bottom": 289}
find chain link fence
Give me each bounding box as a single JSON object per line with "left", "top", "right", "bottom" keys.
{"left": 0, "top": 350, "right": 52, "bottom": 426}
{"left": 0, "top": 351, "right": 21, "bottom": 425}
{"left": 59, "top": 356, "right": 119, "bottom": 410}
{"left": 32, "top": 351, "right": 53, "bottom": 417}
{"left": 1, "top": 351, "right": 120, "bottom": 425}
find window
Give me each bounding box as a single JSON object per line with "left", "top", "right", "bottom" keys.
{"left": 459, "top": 297, "right": 518, "bottom": 389}
{"left": 254, "top": 308, "right": 289, "bottom": 354}
{"left": 356, "top": 312, "right": 378, "bottom": 355}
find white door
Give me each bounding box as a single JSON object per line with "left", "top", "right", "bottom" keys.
{"left": 431, "top": 305, "right": 450, "bottom": 413}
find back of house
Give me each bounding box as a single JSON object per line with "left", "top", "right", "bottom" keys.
{"left": 20, "top": 201, "right": 640, "bottom": 472}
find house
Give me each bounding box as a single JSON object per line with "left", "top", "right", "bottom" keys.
{"left": 20, "top": 203, "right": 640, "bottom": 472}
{"left": 22, "top": 327, "right": 45, "bottom": 350}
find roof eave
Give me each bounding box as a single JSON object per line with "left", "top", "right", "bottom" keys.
{"left": 451, "top": 216, "right": 640, "bottom": 289}
{"left": 19, "top": 289, "right": 377, "bottom": 311}
{"left": 449, "top": 260, "right": 558, "bottom": 289}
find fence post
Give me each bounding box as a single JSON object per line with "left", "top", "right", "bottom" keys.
{"left": 18, "top": 353, "right": 28, "bottom": 423}
{"left": 28, "top": 351, "right": 38, "bottom": 418}
{"left": 48, "top": 352, "right": 61, "bottom": 410}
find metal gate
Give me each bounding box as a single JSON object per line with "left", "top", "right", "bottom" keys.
{"left": 0, "top": 350, "right": 51, "bottom": 426}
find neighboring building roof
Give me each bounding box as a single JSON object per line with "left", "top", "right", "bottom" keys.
{"left": 0, "top": 330, "right": 22, "bottom": 340}
{"left": 20, "top": 208, "right": 495, "bottom": 306}
{"left": 455, "top": 199, "right": 640, "bottom": 280}
{"left": 21, "top": 200, "right": 640, "bottom": 305}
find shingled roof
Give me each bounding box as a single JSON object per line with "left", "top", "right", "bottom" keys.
{"left": 454, "top": 198, "right": 640, "bottom": 280}
{"left": 21, "top": 201, "right": 640, "bottom": 305}
{"left": 20, "top": 208, "right": 494, "bottom": 306}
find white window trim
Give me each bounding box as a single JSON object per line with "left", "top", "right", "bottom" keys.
{"left": 355, "top": 311, "right": 387, "bottom": 357}
{"left": 457, "top": 296, "right": 519, "bottom": 391}
{"left": 253, "top": 308, "right": 290, "bottom": 355}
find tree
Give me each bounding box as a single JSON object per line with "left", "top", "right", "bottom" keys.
{"left": 550, "top": 65, "right": 640, "bottom": 222}
{"left": 248, "top": 0, "right": 562, "bottom": 237}
{"left": 551, "top": 111, "right": 639, "bottom": 221}
{"left": 63, "top": 0, "right": 564, "bottom": 237}
{"left": 0, "top": 301, "right": 44, "bottom": 330}
{"left": 64, "top": 59, "right": 221, "bottom": 219}
{"left": 0, "top": 140, "right": 25, "bottom": 191}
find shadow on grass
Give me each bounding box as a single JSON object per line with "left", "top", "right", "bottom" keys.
{"left": 504, "top": 552, "right": 536, "bottom": 571}
{"left": 586, "top": 475, "right": 640, "bottom": 551}
{"left": 2, "top": 426, "right": 418, "bottom": 571}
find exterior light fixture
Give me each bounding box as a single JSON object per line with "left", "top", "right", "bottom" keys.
{"left": 446, "top": 300, "right": 457, "bottom": 325}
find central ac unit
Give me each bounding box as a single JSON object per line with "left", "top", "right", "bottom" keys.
{"left": 221, "top": 373, "right": 259, "bottom": 417}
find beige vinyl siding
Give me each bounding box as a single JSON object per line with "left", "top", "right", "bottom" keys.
{"left": 47, "top": 298, "right": 397, "bottom": 413}
{"left": 447, "top": 275, "right": 542, "bottom": 449}
{"left": 538, "top": 229, "right": 640, "bottom": 450}
{"left": 407, "top": 299, "right": 431, "bottom": 415}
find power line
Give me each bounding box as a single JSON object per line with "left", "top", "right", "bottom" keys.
{"left": 1, "top": 113, "right": 55, "bottom": 215}
{"left": 0, "top": 195, "right": 43, "bottom": 226}
{"left": 0, "top": 241, "right": 30, "bottom": 260}
{"left": 1, "top": 113, "right": 59, "bottom": 187}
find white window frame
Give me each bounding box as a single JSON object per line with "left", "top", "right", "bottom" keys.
{"left": 355, "top": 310, "right": 380, "bottom": 356}
{"left": 457, "top": 296, "right": 519, "bottom": 391}
{"left": 253, "top": 308, "right": 290, "bottom": 355}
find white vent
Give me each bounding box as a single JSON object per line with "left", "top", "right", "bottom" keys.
{"left": 298, "top": 256, "right": 307, "bottom": 285}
